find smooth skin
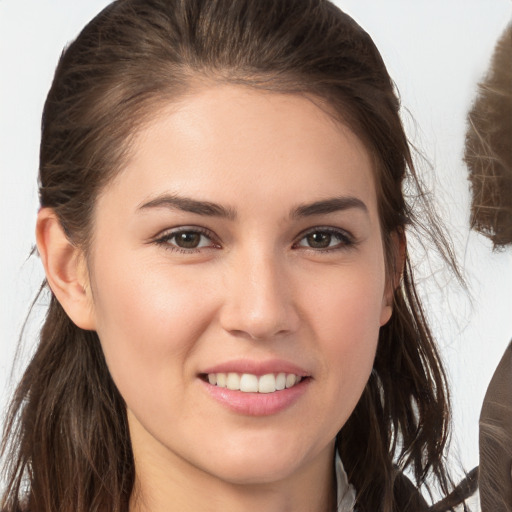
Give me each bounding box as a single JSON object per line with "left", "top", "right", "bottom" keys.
{"left": 37, "top": 85, "right": 395, "bottom": 512}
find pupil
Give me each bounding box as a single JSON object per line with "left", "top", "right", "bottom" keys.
{"left": 176, "top": 232, "right": 201, "bottom": 248}
{"left": 307, "top": 232, "right": 331, "bottom": 248}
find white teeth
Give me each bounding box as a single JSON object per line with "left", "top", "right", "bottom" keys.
{"left": 240, "top": 373, "right": 259, "bottom": 392}
{"left": 207, "top": 372, "right": 303, "bottom": 393}
{"left": 276, "top": 372, "right": 286, "bottom": 391}
{"left": 226, "top": 372, "right": 240, "bottom": 391}
{"left": 216, "top": 373, "right": 227, "bottom": 388}
{"left": 258, "top": 373, "right": 276, "bottom": 393}
{"left": 285, "top": 374, "right": 297, "bottom": 388}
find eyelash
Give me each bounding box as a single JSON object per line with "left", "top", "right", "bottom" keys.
{"left": 153, "top": 227, "right": 219, "bottom": 253}
{"left": 292, "top": 227, "right": 356, "bottom": 252}
{"left": 152, "top": 226, "right": 356, "bottom": 253}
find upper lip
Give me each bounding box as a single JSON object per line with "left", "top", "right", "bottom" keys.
{"left": 201, "top": 358, "right": 310, "bottom": 377}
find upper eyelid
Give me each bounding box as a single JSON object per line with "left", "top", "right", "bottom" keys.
{"left": 295, "top": 225, "right": 354, "bottom": 240}
{"left": 151, "top": 226, "right": 220, "bottom": 248}
{"left": 154, "top": 225, "right": 215, "bottom": 238}
{"left": 292, "top": 227, "right": 357, "bottom": 252}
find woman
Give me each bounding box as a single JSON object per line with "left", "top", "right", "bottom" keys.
{"left": 1, "top": 1, "right": 466, "bottom": 510}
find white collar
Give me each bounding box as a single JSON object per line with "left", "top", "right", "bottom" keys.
{"left": 335, "top": 450, "right": 356, "bottom": 512}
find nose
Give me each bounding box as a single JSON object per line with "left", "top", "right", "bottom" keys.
{"left": 219, "top": 249, "right": 300, "bottom": 341}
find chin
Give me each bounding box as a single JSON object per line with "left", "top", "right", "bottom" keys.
{"left": 206, "top": 458, "right": 300, "bottom": 486}
{"left": 198, "top": 434, "right": 320, "bottom": 486}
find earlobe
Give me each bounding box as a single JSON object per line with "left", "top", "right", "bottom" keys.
{"left": 380, "top": 303, "right": 393, "bottom": 326}
{"left": 36, "top": 208, "right": 96, "bottom": 330}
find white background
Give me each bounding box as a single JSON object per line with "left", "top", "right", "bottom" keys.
{"left": 1, "top": 0, "right": 511, "bottom": 496}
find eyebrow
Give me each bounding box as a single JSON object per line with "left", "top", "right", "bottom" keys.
{"left": 138, "top": 194, "right": 237, "bottom": 220}
{"left": 138, "top": 194, "right": 368, "bottom": 220}
{"left": 291, "top": 196, "right": 368, "bottom": 218}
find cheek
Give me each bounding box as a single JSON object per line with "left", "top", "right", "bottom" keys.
{"left": 88, "top": 250, "right": 216, "bottom": 404}
{"left": 302, "top": 264, "right": 385, "bottom": 384}
{"left": 307, "top": 262, "right": 386, "bottom": 332}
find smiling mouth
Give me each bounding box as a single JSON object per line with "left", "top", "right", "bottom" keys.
{"left": 201, "top": 372, "right": 306, "bottom": 393}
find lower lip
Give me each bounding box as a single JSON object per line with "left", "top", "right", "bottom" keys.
{"left": 200, "top": 378, "right": 310, "bottom": 416}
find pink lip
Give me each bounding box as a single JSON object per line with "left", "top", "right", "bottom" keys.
{"left": 200, "top": 377, "right": 310, "bottom": 416}
{"left": 201, "top": 358, "right": 309, "bottom": 377}
{"left": 199, "top": 359, "right": 312, "bottom": 416}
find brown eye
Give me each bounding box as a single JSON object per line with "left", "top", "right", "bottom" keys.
{"left": 296, "top": 228, "right": 353, "bottom": 251}
{"left": 154, "top": 228, "right": 216, "bottom": 251}
{"left": 306, "top": 232, "right": 332, "bottom": 248}
{"left": 174, "top": 232, "right": 203, "bottom": 249}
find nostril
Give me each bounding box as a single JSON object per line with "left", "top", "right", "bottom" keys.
{"left": 225, "top": 327, "right": 292, "bottom": 342}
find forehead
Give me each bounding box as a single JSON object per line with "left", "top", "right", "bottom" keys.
{"left": 100, "top": 85, "right": 378, "bottom": 219}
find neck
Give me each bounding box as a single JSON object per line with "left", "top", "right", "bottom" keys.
{"left": 128, "top": 423, "right": 337, "bottom": 512}
{"left": 130, "top": 476, "right": 336, "bottom": 512}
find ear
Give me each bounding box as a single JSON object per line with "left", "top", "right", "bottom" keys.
{"left": 36, "top": 208, "right": 96, "bottom": 330}
{"left": 380, "top": 228, "right": 406, "bottom": 326}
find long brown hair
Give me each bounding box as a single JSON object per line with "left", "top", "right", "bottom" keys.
{"left": 2, "top": 1, "right": 461, "bottom": 511}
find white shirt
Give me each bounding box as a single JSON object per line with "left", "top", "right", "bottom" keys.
{"left": 335, "top": 451, "right": 356, "bottom": 512}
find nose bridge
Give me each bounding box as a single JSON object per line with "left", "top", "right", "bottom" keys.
{"left": 220, "top": 243, "right": 298, "bottom": 339}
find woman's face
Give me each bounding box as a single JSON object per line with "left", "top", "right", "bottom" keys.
{"left": 86, "top": 85, "right": 392, "bottom": 487}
